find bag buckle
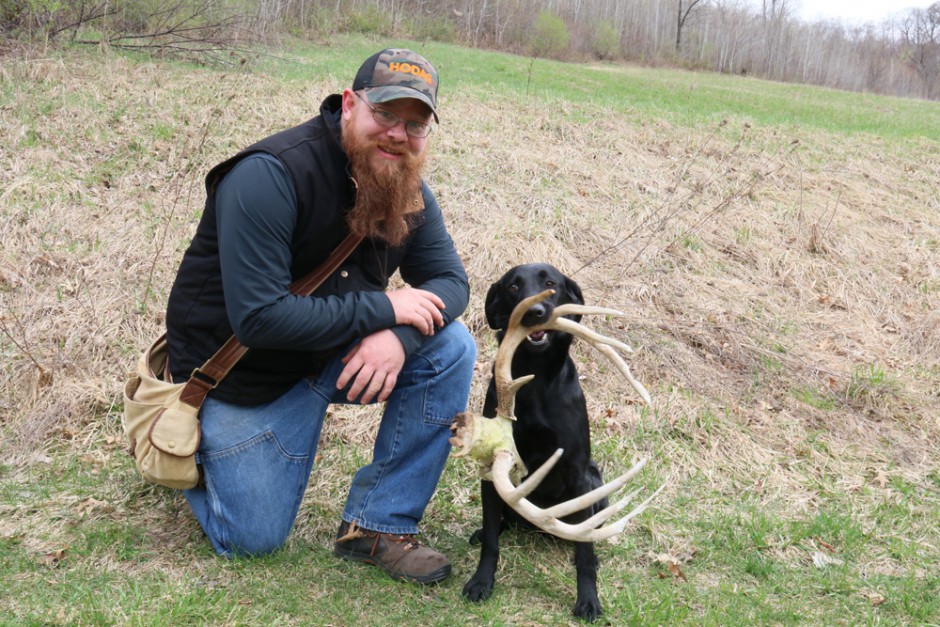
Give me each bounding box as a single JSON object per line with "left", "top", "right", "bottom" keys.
{"left": 179, "top": 368, "right": 220, "bottom": 409}
{"left": 189, "top": 367, "right": 220, "bottom": 389}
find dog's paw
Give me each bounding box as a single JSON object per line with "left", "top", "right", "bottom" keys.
{"left": 573, "top": 596, "right": 603, "bottom": 622}
{"left": 467, "top": 528, "right": 483, "bottom": 545}
{"left": 462, "top": 576, "right": 494, "bottom": 602}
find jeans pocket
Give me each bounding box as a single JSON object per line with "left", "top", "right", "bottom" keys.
{"left": 201, "top": 429, "right": 307, "bottom": 464}
{"left": 420, "top": 380, "right": 455, "bottom": 427}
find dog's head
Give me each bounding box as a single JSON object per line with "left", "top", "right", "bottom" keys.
{"left": 484, "top": 263, "right": 584, "bottom": 352}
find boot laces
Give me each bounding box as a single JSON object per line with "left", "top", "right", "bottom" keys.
{"left": 338, "top": 521, "right": 421, "bottom": 551}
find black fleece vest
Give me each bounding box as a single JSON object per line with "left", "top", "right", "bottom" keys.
{"left": 164, "top": 95, "right": 413, "bottom": 405}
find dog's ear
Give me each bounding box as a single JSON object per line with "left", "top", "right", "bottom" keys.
{"left": 485, "top": 281, "right": 509, "bottom": 330}
{"left": 562, "top": 274, "right": 584, "bottom": 323}
{"left": 563, "top": 274, "right": 584, "bottom": 306}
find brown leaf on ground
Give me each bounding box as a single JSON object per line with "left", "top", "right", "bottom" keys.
{"left": 866, "top": 593, "right": 886, "bottom": 606}
{"left": 667, "top": 562, "right": 688, "bottom": 581}
{"left": 815, "top": 537, "right": 837, "bottom": 552}
{"left": 41, "top": 548, "right": 67, "bottom": 568}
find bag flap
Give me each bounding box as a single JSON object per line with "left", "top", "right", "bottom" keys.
{"left": 148, "top": 407, "right": 200, "bottom": 457}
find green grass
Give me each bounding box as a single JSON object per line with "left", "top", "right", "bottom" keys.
{"left": 269, "top": 34, "right": 940, "bottom": 140}
{"left": 3, "top": 438, "right": 939, "bottom": 624}
{"left": 2, "top": 33, "right": 939, "bottom": 626}
{"left": 791, "top": 385, "right": 837, "bottom": 411}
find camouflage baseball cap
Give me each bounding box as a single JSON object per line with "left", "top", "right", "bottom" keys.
{"left": 353, "top": 48, "right": 440, "bottom": 123}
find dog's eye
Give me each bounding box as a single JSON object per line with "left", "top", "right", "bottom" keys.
{"left": 508, "top": 284, "right": 519, "bottom": 293}
{"left": 545, "top": 280, "right": 556, "bottom": 288}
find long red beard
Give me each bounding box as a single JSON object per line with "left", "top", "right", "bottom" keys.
{"left": 342, "top": 118, "right": 427, "bottom": 247}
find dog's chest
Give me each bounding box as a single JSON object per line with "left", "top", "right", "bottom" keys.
{"left": 511, "top": 371, "right": 587, "bottom": 434}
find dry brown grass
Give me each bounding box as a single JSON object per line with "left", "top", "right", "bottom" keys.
{"left": 1, "top": 43, "right": 938, "bottom": 584}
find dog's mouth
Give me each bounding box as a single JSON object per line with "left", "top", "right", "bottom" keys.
{"left": 526, "top": 330, "right": 550, "bottom": 346}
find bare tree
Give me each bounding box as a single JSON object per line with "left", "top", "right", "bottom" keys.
{"left": 761, "top": 0, "right": 793, "bottom": 77}
{"left": 899, "top": 2, "right": 940, "bottom": 99}
{"left": 2, "top": 0, "right": 255, "bottom": 65}
{"left": 676, "top": 0, "right": 706, "bottom": 52}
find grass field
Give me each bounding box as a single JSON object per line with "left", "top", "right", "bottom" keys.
{"left": 1, "top": 33, "right": 939, "bottom": 625}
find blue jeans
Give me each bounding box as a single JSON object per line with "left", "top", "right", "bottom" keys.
{"left": 183, "top": 321, "right": 476, "bottom": 557}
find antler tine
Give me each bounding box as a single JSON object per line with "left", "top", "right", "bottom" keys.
{"left": 540, "top": 306, "right": 652, "bottom": 405}
{"left": 575, "top": 486, "right": 646, "bottom": 529}
{"left": 493, "top": 290, "right": 556, "bottom": 420}
{"left": 540, "top": 457, "right": 648, "bottom": 519}
{"left": 570, "top": 482, "right": 668, "bottom": 541}
{"left": 586, "top": 338, "right": 651, "bottom": 405}
{"left": 553, "top": 303, "right": 631, "bottom": 330}
{"left": 503, "top": 448, "right": 565, "bottom": 501}
{"left": 550, "top": 306, "right": 634, "bottom": 353}
{"left": 504, "top": 453, "right": 656, "bottom": 537}
{"left": 491, "top": 452, "right": 667, "bottom": 543}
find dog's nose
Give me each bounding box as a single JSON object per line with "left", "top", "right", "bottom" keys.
{"left": 522, "top": 302, "right": 551, "bottom": 326}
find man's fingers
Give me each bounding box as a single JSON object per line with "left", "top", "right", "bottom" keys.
{"left": 336, "top": 345, "right": 361, "bottom": 389}
{"left": 414, "top": 296, "right": 444, "bottom": 333}
{"left": 428, "top": 301, "right": 444, "bottom": 327}
{"left": 376, "top": 372, "right": 397, "bottom": 403}
{"left": 421, "top": 292, "right": 445, "bottom": 328}
{"left": 421, "top": 291, "right": 446, "bottom": 317}
{"left": 337, "top": 360, "right": 361, "bottom": 394}
{"left": 336, "top": 330, "right": 405, "bottom": 403}
{"left": 360, "top": 372, "right": 392, "bottom": 404}
{"left": 407, "top": 303, "right": 435, "bottom": 335}
{"left": 422, "top": 290, "right": 445, "bottom": 309}
{"left": 346, "top": 365, "right": 375, "bottom": 402}
{"left": 418, "top": 304, "right": 436, "bottom": 334}
{"left": 352, "top": 368, "right": 395, "bottom": 404}
{"left": 388, "top": 288, "right": 446, "bottom": 334}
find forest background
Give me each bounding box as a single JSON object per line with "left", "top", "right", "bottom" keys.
{"left": 2, "top": 0, "right": 940, "bottom": 100}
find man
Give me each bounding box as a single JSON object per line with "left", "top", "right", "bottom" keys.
{"left": 165, "top": 49, "right": 476, "bottom": 585}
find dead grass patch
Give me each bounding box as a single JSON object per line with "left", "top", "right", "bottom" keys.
{"left": 0, "top": 44, "right": 938, "bottom": 621}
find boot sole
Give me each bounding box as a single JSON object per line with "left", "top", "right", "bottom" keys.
{"left": 334, "top": 545, "right": 452, "bottom": 585}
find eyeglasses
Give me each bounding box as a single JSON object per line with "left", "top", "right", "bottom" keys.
{"left": 355, "top": 92, "right": 433, "bottom": 138}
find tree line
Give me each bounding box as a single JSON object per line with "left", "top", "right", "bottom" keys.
{"left": 2, "top": 0, "right": 938, "bottom": 100}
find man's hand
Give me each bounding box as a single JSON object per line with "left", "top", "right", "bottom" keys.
{"left": 337, "top": 329, "right": 406, "bottom": 404}
{"left": 386, "top": 287, "right": 445, "bottom": 336}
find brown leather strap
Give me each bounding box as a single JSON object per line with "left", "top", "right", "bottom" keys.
{"left": 179, "top": 232, "right": 364, "bottom": 408}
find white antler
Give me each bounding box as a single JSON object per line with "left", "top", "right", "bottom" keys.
{"left": 451, "top": 290, "right": 664, "bottom": 543}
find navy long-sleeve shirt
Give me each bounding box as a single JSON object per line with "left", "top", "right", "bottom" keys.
{"left": 215, "top": 153, "right": 468, "bottom": 360}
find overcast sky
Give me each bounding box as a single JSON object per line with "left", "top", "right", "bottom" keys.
{"left": 791, "top": 0, "right": 936, "bottom": 24}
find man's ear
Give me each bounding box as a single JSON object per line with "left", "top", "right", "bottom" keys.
{"left": 341, "top": 88, "right": 356, "bottom": 121}
{"left": 484, "top": 281, "right": 508, "bottom": 330}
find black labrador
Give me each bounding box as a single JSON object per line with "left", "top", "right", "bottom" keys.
{"left": 462, "top": 263, "right": 609, "bottom": 621}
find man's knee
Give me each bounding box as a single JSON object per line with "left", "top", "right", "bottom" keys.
{"left": 199, "top": 497, "right": 296, "bottom": 558}
{"left": 436, "top": 321, "right": 477, "bottom": 370}
{"left": 213, "top": 525, "right": 291, "bottom": 558}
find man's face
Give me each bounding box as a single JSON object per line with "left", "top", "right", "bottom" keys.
{"left": 341, "top": 90, "right": 432, "bottom": 175}
{"left": 340, "top": 89, "right": 433, "bottom": 246}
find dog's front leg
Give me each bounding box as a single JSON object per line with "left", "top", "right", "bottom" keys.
{"left": 572, "top": 541, "right": 602, "bottom": 621}
{"left": 463, "top": 479, "right": 502, "bottom": 602}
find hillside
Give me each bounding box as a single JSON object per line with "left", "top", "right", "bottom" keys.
{"left": 1, "top": 36, "right": 938, "bottom": 624}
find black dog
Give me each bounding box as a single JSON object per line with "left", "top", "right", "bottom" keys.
{"left": 462, "top": 263, "right": 609, "bottom": 621}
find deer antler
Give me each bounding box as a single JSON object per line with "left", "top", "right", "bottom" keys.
{"left": 451, "top": 289, "right": 664, "bottom": 543}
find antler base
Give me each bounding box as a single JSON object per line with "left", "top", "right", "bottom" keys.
{"left": 450, "top": 411, "right": 527, "bottom": 484}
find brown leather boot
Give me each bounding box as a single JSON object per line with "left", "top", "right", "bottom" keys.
{"left": 334, "top": 520, "right": 451, "bottom": 584}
